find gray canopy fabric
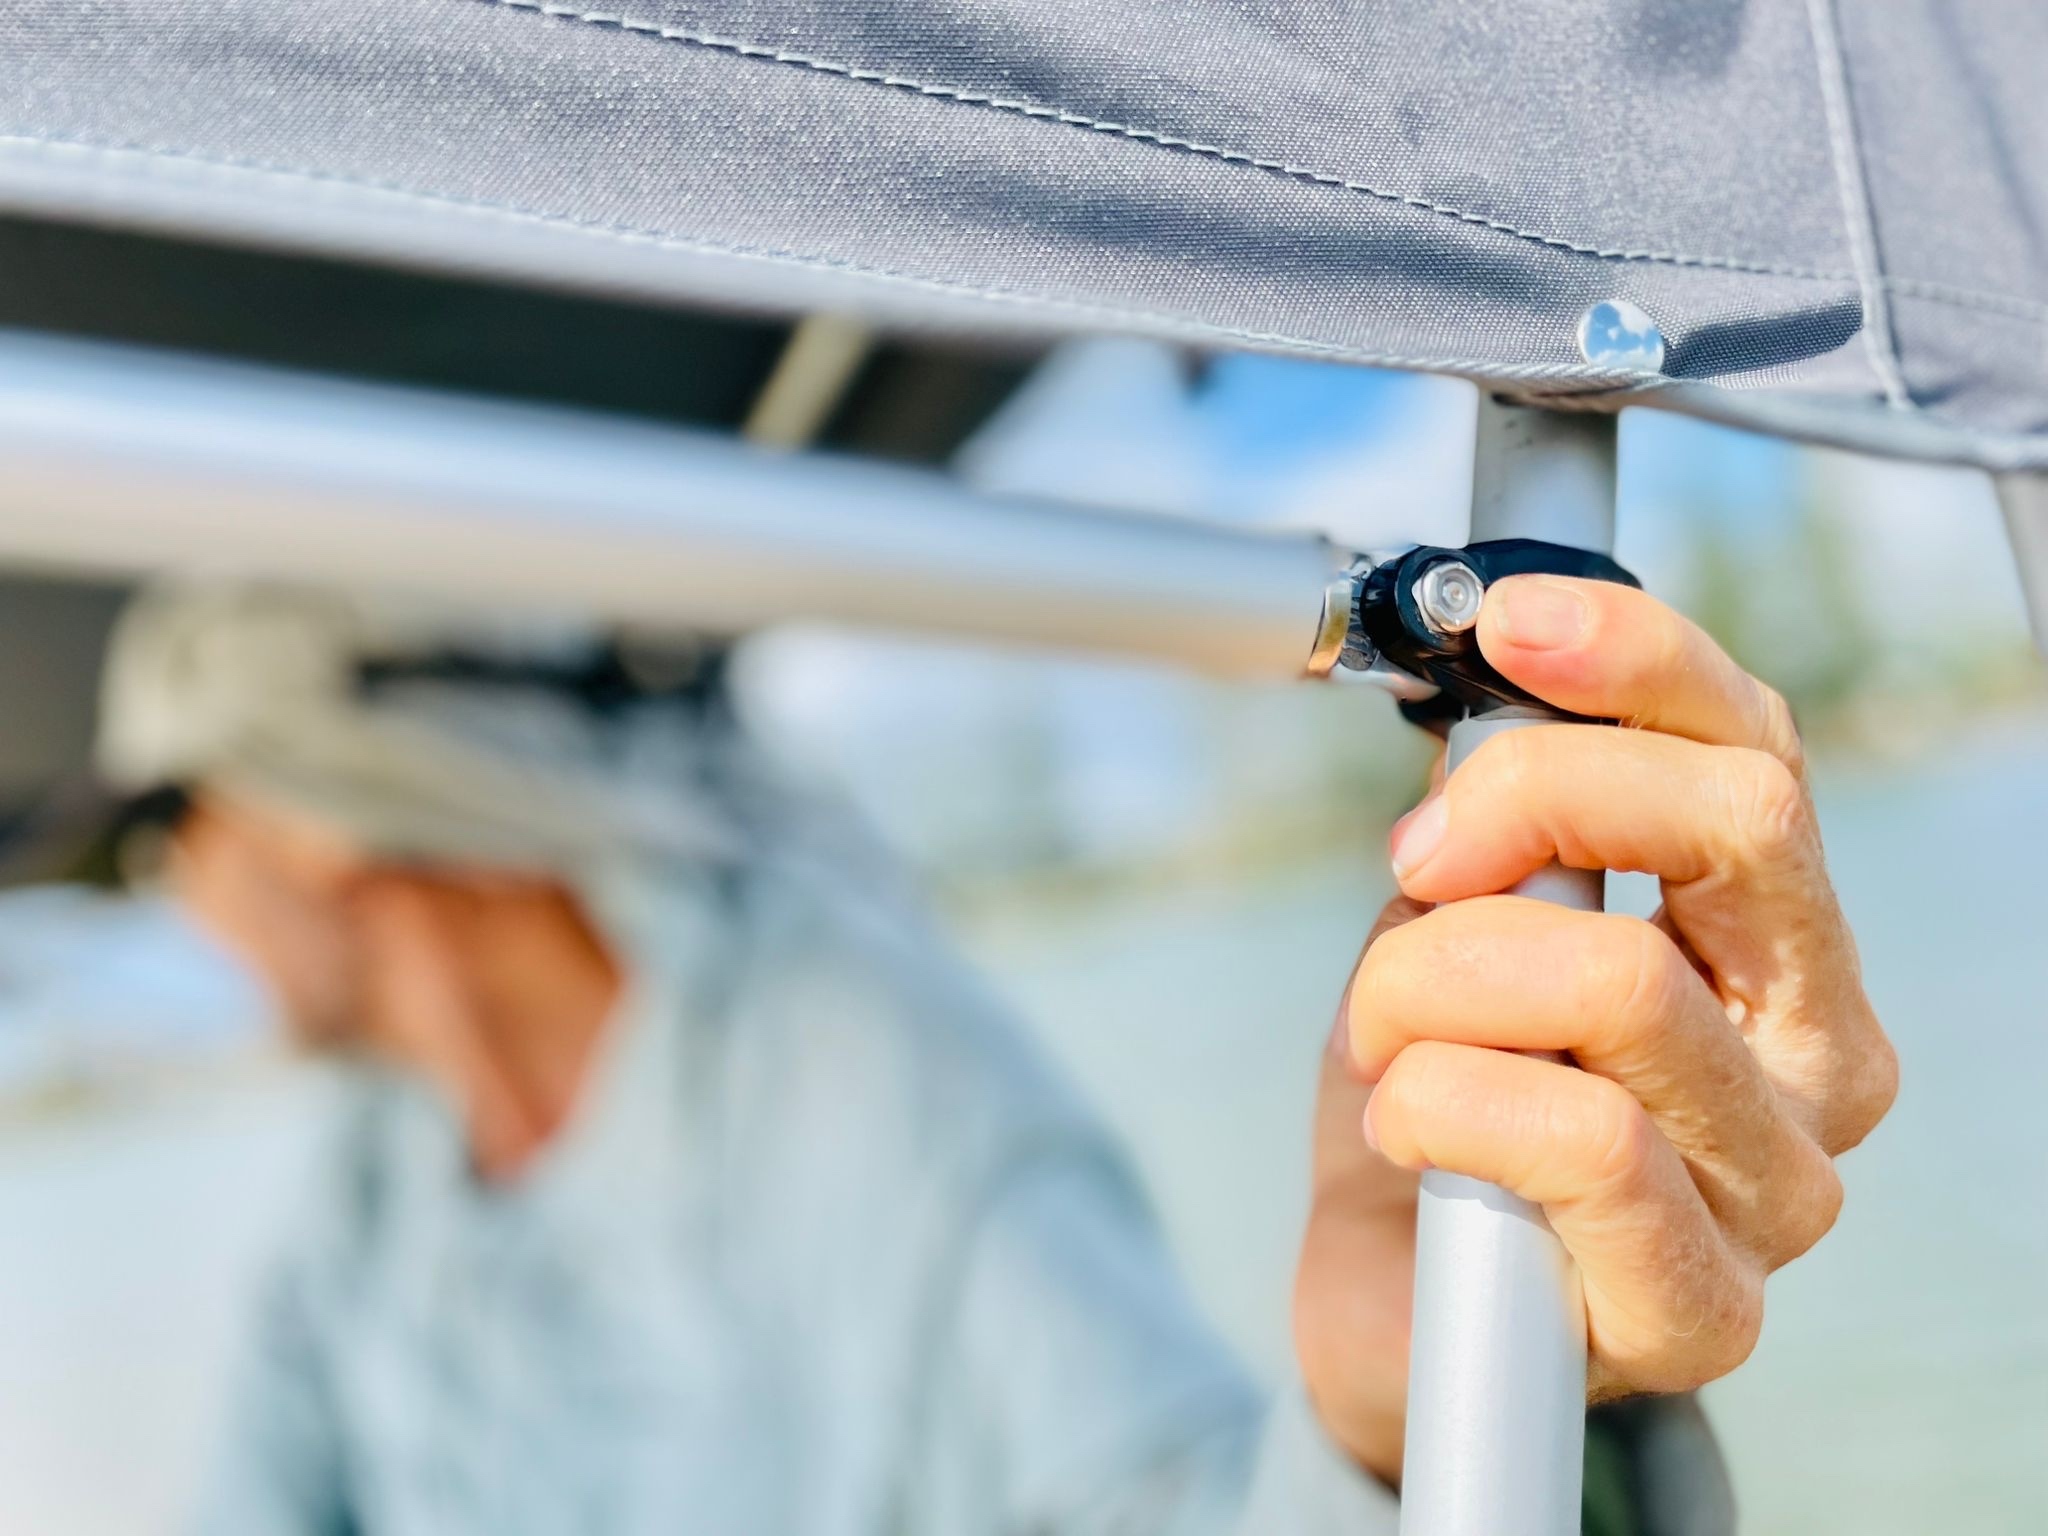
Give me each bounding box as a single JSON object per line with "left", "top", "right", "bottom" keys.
{"left": 2, "top": 1, "right": 2044, "bottom": 471}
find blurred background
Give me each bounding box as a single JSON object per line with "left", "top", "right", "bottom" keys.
{"left": 0, "top": 333, "right": 2042, "bottom": 1534}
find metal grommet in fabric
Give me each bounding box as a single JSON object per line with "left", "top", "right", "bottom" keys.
{"left": 1576, "top": 300, "right": 1666, "bottom": 372}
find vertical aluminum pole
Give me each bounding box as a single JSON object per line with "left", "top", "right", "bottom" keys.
{"left": 1995, "top": 474, "right": 2048, "bottom": 657}
{"left": 1398, "top": 398, "right": 1617, "bottom": 1536}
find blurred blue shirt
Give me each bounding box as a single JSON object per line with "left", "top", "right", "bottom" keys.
{"left": 194, "top": 861, "right": 1395, "bottom": 1534}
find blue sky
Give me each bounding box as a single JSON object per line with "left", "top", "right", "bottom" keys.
{"left": 1190, "top": 350, "right": 1804, "bottom": 542}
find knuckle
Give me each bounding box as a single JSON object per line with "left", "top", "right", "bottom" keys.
{"left": 1708, "top": 1266, "right": 1767, "bottom": 1380}
{"left": 1367, "top": 1041, "right": 1441, "bottom": 1132}
{"left": 1799, "top": 1152, "right": 1847, "bottom": 1258}
{"left": 1628, "top": 1254, "right": 1764, "bottom": 1395}
{"left": 1728, "top": 748, "right": 1812, "bottom": 864}
{"left": 1765, "top": 1136, "right": 1845, "bottom": 1269}
{"left": 1585, "top": 916, "right": 1690, "bottom": 1036}
{"left": 1830, "top": 1022, "right": 1900, "bottom": 1152}
{"left": 1753, "top": 681, "right": 1807, "bottom": 777}
{"left": 1349, "top": 915, "right": 1427, "bottom": 1036}
{"left": 1367, "top": 1039, "right": 1422, "bottom": 1109}
{"left": 1580, "top": 1075, "right": 1659, "bottom": 1195}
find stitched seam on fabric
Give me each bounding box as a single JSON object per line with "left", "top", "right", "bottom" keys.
{"left": 473, "top": 0, "right": 1852, "bottom": 285}
{"left": 8, "top": 136, "right": 2046, "bottom": 467}
{"left": 8, "top": 128, "right": 2044, "bottom": 348}
{"left": 1887, "top": 278, "right": 2048, "bottom": 324}
{"left": 0, "top": 132, "right": 1659, "bottom": 385}
{"left": 1804, "top": 0, "right": 1913, "bottom": 410}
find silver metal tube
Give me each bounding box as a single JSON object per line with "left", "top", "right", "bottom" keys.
{"left": 1996, "top": 473, "right": 2048, "bottom": 657}
{"left": 1399, "top": 399, "right": 1616, "bottom": 1536}
{"left": 0, "top": 330, "right": 1345, "bottom": 679}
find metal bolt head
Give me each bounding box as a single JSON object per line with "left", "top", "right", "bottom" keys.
{"left": 1414, "top": 558, "right": 1485, "bottom": 638}
{"left": 1576, "top": 299, "right": 1665, "bottom": 373}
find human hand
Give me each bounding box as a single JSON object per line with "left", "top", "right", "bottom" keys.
{"left": 1293, "top": 575, "right": 1898, "bottom": 1482}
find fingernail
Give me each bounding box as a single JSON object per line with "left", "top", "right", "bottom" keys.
{"left": 1389, "top": 794, "right": 1448, "bottom": 880}
{"left": 1361, "top": 1096, "right": 1382, "bottom": 1154}
{"left": 1326, "top": 1012, "right": 1351, "bottom": 1063}
{"left": 1495, "top": 576, "right": 1589, "bottom": 651}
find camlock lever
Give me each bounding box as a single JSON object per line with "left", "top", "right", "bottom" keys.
{"left": 1335, "top": 539, "right": 1640, "bottom": 728}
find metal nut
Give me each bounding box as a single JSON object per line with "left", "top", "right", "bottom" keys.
{"left": 1413, "top": 558, "right": 1485, "bottom": 638}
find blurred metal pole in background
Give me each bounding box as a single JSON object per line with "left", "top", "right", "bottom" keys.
{"left": 1997, "top": 474, "right": 2048, "bottom": 657}
{"left": 1398, "top": 398, "right": 1614, "bottom": 1536}
{"left": 0, "top": 330, "right": 1346, "bottom": 680}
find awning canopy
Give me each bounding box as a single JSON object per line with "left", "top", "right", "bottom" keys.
{"left": 4, "top": 1, "right": 2043, "bottom": 472}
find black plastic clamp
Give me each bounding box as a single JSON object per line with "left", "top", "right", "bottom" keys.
{"left": 1345, "top": 538, "right": 1640, "bottom": 730}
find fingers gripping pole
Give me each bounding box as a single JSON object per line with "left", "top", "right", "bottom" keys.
{"left": 1397, "top": 399, "right": 1617, "bottom": 1536}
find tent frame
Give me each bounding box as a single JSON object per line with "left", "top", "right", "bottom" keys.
{"left": 0, "top": 329, "right": 1349, "bottom": 678}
